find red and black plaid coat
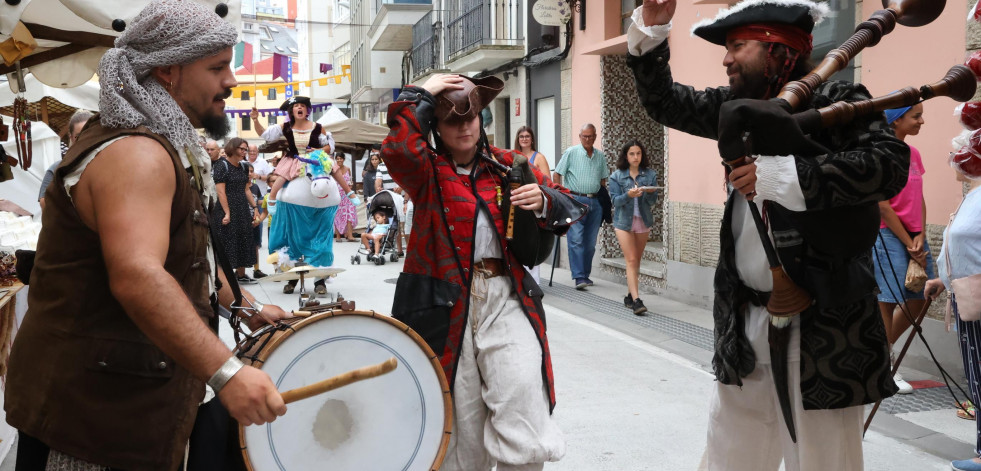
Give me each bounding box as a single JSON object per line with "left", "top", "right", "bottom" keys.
{"left": 382, "top": 87, "right": 580, "bottom": 412}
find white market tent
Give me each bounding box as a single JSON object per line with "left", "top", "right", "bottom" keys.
{"left": 0, "top": 77, "right": 99, "bottom": 216}
{"left": 0, "top": 0, "right": 241, "bottom": 216}
{"left": 0, "top": 0, "right": 241, "bottom": 89}
{"left": 323, "top": 118, "right": 389, "bottom": 146}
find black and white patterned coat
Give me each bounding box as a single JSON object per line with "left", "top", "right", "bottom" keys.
{"left": 627, "top": 42, "right": 908, "bottom": 410}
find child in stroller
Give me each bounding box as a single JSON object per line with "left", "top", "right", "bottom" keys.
{"left": 362, "top": 210, "right": 391, "bottom": 260}
{"left": 351, "top": 190, "right": 402, "bottom": 265}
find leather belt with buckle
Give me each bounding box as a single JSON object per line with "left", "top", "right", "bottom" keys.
{"left": 568, "top": 191, "right": 597, "bottom": 198}
{"left": 473, "top": 258, "right": 507, "bottom": 278}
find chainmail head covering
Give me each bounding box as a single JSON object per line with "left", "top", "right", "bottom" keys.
{"left": 98, "top": 0, "right": 238, "bottom": 153}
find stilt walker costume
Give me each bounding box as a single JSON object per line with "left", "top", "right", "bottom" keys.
{"left": 382, "top": 75, "right": 584, "bottom": 470}
{"left": 625, "top": 1, "right": 908, "bottom": 469}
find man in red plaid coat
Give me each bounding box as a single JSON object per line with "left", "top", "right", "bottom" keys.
{"left": 382, "top": 74, "right": 585, "bottom": 470}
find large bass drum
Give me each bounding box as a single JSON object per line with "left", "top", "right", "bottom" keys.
{"left": 235, "top": 310, "right": 451, "bottom": 470}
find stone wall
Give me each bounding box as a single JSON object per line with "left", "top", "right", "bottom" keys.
{"left": 597, "top": 54, "right": 667, "bottom": 259}
{"left": 669, "top": 202, "right": 723, "bottom": 268}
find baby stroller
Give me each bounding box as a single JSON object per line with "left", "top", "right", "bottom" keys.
{"left": 351, "top": 189, "right": 402, "bottom": 265}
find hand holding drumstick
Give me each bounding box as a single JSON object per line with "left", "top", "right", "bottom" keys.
{"left": 279, "top": 357, "right": 398, "bottom": 404}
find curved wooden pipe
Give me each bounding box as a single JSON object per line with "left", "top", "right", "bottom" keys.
{"left": 795, "top": 65, "right": 976, "bottom": 133}
{"left": 777, "top": 0, "right": 946, "bottom": 110}
{"left": 280, "top": 357, "right": 398, "bottom": 404}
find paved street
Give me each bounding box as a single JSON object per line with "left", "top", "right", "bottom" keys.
{"left": 240, "top": 239, "right": 965, "bottom": 470}
{"left": 1, "top": 236, "right": 972, "bottom": 470}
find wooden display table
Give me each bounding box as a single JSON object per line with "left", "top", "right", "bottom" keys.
{"left": 0, "top": 282, "right": 27, "bottom": 463}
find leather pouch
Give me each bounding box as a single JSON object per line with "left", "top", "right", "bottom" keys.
{"left": 952, "top": 274, "right": 981, "bottom": 322}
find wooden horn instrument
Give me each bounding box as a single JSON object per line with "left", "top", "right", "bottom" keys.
{"left": 777, "top": 0, "right": 946, "bottom": 111}
{"left": 758, "top": 0, "right": 947, "bottom": 316}
{"left": 795, "top": 65, "right": 977, "bottom": 132}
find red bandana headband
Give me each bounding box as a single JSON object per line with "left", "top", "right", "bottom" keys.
{"left": 726, "top": 23, "right": 813, "bottom": 56}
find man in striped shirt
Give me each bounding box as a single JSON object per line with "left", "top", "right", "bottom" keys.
{"left": 553, "top": 123, "right": 610, "bottom": 290}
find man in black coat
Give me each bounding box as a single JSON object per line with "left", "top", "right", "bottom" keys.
{"left": 627, "top": 0, "right": 908, "bottom": 468}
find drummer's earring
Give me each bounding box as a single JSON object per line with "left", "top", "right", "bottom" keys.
{"left": 164, "top": 81, "right": 173, "bottom": 91}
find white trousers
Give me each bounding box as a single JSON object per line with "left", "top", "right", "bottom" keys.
{"left": 701, "top": 332, "right": 865, "bottom": 471}
{"left": 441, "top": 273, "right": 565, "bottom": 471}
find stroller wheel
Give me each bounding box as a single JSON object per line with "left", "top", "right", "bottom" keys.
{"left": 355, "top": 255, "right": 361, "bottom": 264}
{"left": 390, "top": 253, "right": 398, "bottom": 262}
{"left": 350, "top": 255, "right": 356, "bottom": 265}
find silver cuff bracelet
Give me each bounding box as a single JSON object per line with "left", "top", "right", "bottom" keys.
{"left": 207, "top": 355, "right": 245, "bottom": 394}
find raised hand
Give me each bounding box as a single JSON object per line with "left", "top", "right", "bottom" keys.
{"left": 422, "top": 74, "right": 466, "bottom": 97}
{"left": 642, "top": 0, "right": 677, "bottom": 27}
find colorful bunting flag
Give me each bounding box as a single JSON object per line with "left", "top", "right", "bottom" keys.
{"left": 233, "top": 41, "right": 253, "bottom": 72}
{"left": 272, "top": 53, "right": 289, "bottom": 82}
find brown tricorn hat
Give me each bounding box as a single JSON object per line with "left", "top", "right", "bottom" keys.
{"left": 434, "top": 75, "right": 504, "bottom": 123}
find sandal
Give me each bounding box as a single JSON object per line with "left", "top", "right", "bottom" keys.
{"left": 957, "top": 400, "right": 976, "bottom": 420}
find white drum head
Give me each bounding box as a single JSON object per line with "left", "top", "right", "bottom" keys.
{"left": 242, "top": 313, "right": 449, "bottom": 470}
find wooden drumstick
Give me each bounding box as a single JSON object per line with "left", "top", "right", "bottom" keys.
{"left": 279, "top": 357, "right": 398, "bottom": 404}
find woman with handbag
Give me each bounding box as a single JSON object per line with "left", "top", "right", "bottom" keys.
{"left": 924, "top": 161, "right": 981, "bottom": 471}
{"left": 607, "top": 139, "right": 658, "bottom": 315}
{"left": 381, "top": 73, "right": 583, "bottom": 470}
{"left": 872, "top": 103, "right": 935, "bottom": 394}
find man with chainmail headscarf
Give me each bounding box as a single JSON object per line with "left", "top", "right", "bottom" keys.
{"left": 5, "top": 2, "right": 293, "bottom": 470}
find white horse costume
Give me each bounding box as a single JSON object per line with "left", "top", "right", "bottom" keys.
{"left": 268, "top": 150, "right": 342, "bottom": 267}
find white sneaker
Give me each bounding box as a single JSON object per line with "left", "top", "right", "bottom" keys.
{"left": 894, "top": 372, "right": 913, "bottom": 394}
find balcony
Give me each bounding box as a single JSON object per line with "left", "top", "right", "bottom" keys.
{"left": 410, "top": 10, "right": 448, "bottom": 82}
{"left": 369, "top": 0, "right": 433, "bottom": 51}
{"left": 443, "top": 0, "right": 523, "bottom": 73}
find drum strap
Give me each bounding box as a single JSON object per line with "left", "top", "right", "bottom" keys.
{"left": 207, "top": 212, "right": 246, "bottom": 344}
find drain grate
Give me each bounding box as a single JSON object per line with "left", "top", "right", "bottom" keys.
{"left": 878, "top": 385, "right": 968, "bottom": 414}
{"left": 541, "top": 283, "right": 714, "bottom": 351}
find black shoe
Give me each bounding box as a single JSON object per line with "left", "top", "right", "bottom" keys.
{"left": 253, "top": 270, "right": 268, "bottom": 279}
{"left": 575, "top": 278, "right": 588, "bottom": 290}
{"left": 283, "top": 281, "right": 296, "bottom": 294}
{"left": 237, "top": 275, "right": 256, "bottom": 284}
{"left": 624, "top": 294, "right": 634, "bottom": 307}
{"left": 397, "top": 251, "right": 405, "bottom": 257}
{"left": 632, "top": 298, "right": 648, "bottom": 315}
{"left": 314, "top": 281, "right": 327, "bottom": 295}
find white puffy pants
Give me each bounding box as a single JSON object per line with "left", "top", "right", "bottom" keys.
{"left": 700, "top": 307, "right": 865, "bottom": 471}
{"left": 440, "top": 273, "right": 566, "bottom": 471}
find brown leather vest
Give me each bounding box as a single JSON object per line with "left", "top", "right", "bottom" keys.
{"left": 4, "top": 122, "right": 213, "bottom": 471}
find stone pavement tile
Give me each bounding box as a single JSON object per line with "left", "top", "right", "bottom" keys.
{"left": 896, "top": 409, "right": 977, "bottom": 448}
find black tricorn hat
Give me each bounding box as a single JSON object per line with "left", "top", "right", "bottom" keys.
{"left": 691, "top": 0, "right": 828, "bottom": 46}
{"left": 434, "top": 75, "right": 504, "bottom": 123}
{"left": 280, "top": 96, "right": 312, "bottom": 111}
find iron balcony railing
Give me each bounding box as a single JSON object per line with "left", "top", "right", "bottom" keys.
{"left": 411, "top": 10, "right": 442, "bottom": 78}
{"left": 444, "top": 0, "right": 522, "bottom": 61}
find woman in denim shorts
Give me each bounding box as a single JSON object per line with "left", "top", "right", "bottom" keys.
{"left": 873, "top": 103, "right": 934, "bottom": 394}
